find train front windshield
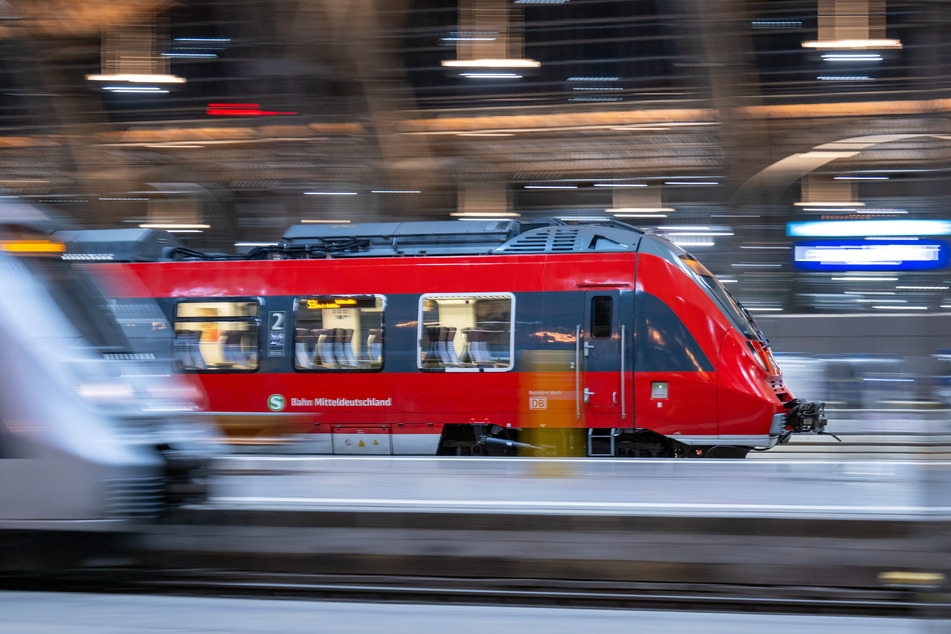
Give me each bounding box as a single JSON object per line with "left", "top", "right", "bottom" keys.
{"left": 19, "top": 254, "right": 131, "bottom": 351}
{"left": 677, "top": 254, "right": 767, "bottom": 344}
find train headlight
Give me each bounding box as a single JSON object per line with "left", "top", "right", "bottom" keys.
{"left": 138, "top": 376, "right": 206, "bottom": 412}
{"left": 746, "top": 341, "right": 768, "bottom": 371}
{"left": 76, "top": 382, "right": 136, "bottom": 402}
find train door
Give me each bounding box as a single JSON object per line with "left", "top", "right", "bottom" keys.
{"left": 581, "top": 291, "right": 625, "bottom": 426}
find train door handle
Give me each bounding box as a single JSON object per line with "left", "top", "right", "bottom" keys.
{"left": 584, "top": 388, "right": 596, "bottom": 403}
{"left": 584, "top": 342, "right": 595, "bottom": 357}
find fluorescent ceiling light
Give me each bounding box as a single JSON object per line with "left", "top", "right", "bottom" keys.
{"left": 139, "top": 223, "right": 210, "bottom": 229}
{"left": 821, "top": 53, "right": 883, "bottom": 61}
{"left": 803, "top": 39, "right": 901, "bottom": 49}
{"left": 442, "top": 58, "right": 541, "bottom": 68}
{"left": 794, "top": 201, "right": 864, "bottom": 207}
{"left": 460, "top": 73, "right": 523, "bottom": 78}
{"left": 104, "top": 86, "right": 166, "bottom": 92}
{"left": 666, "top": 232, "right": 733, "bottom": 237}
{"left": 607, "top": 207, "right": 674, "bottom": 213}
{"left": 450, "top": 212, "right": 521, "bottom": 217}
{"left": 843, "top": 291, "right": 896, "bottom": 295}
{"left": 86, "top": 73, "right": 186, "bottom": 83}
{"left": 730, "top": 263, "right": 783, "bottom": 268}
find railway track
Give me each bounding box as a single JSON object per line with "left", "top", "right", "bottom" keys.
{"left": 748, "top": 432, "right": 951, "bottom": 460}
{"left": 3, "top": 569, "right": 948, "bottom": 619}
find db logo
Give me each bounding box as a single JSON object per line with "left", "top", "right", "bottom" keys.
{"left": 529, "top": 396, "right": 547, "bottom": 410}
{"left": 267, "top": 394, "right": 286, "bottom": 412}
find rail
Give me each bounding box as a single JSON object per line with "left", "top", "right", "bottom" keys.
{"left": 3, "top": 570, "right": 944, "bottom": 618}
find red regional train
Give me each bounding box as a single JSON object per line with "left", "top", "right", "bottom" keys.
{"left": 60, "top": 218, "right": 827, "bottom": 458}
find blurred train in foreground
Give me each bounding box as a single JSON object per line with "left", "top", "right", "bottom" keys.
{"left": 0, "top": 202, "right": 215, "bottom": 569}
{"left": 66, "top": 218, "right": 827, "bottom": 458}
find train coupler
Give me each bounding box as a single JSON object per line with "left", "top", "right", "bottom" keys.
{"left": 783, "top": 399, "right": 829, "bottom": 435}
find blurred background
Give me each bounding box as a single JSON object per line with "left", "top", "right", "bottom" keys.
{"left": 0, "top": 0, "right": 946, "bottom": 413}
{"left": 1, "top": 2, "right": 950, "bottom": 626}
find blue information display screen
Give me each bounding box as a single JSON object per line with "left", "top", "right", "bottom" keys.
{"left": 793, "top": 239, "right": 950, "bottom": 271}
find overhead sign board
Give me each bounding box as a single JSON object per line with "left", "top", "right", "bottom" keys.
{"left": 794, "top": 239, "right": 950, "bottom": 271}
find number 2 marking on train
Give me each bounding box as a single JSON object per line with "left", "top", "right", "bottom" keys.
{"left": 271, "top": 312, "right": 285, "bottom": 330}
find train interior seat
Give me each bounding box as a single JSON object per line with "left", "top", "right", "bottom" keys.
{"left": 366, "top": 328, "right": 382, "bottom": 364}
{"left": 422, "top": 325, "right": 441, "bottom": 368}
{"left": 222, "top": 329, "right": 256, "bottom": 368}
{"left": 437, "top": 326, "right": 455, "bottom": 365}
{"left": 295, "top": 328, "right": 312, "bottom": 368}
{"left": 180, "top": 329, "right": 207, "bottom": 370}
{"left": 466, "top": 329, "right": 504, "bottom": 366}
{"left": 331, "top": 328, "right": 358, "bottom": 368}
{"left": 312, "top": 328, "right": 334, "bottom": 367}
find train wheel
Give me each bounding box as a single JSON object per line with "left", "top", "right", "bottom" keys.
{"left": 615, "top": 432, "right": 674, "bottom": 458}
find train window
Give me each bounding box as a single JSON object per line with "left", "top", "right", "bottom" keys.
{"left": 293, "top": 295, "right": 385, "bottom": 371}
{"left": 418, "top": 293, "right": 514, "bottom": 372}
{"left": 677, "top": 254, "right": 762, "bottom": 341}
{"left": 591, "top": 296, "right": 613, "bottom": 338}
{"left": 19, "top": 253, "right": 130, "bottom": 351}
{"left": 173, "top": 300, "right": 260, "bottom": 371}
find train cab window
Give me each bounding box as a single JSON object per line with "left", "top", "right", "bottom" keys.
{"left": 293, "top": 295, "right": 385, "bottom": 371}
{"left": 677, "top": 254, "right": 762, "bottom": 341}
{"left": 591, "top": 296, "right": 613, "bottom": 338}
{"left": 173, "top": 300, "right": 260, "bottom": 371}
{"left": 418, "top": 293, "right": 514, "bottom": 372}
